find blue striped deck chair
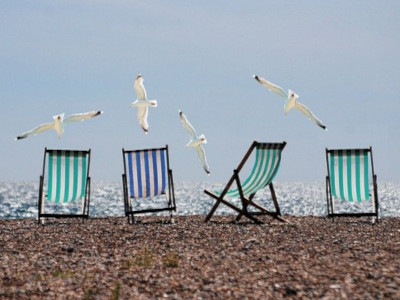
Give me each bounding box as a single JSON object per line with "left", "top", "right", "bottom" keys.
{"left": 325, "top": 147, "right": 379, "bottom": 222}
{"left": 204, "top": 141, "right": 286, "bottom": 223}
{"left": 122, "top": 145, "right": 176, "bottom": 224}
{"left": 38, "top": 148, "right": 91, "bottom": 224}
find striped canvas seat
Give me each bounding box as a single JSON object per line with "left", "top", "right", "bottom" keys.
{"left": 122, "top": 146, "right": 176, "bottom": 223}
{"left": 46, "top": 150, "right": 89, "bottom": 203}
{"left": 38, "top": 148, "right": 91, "bottom": 224}
{"left": 125, "top": 148, "right": 167, "bottom": 198}
{"left": 328, "top": 149, "right": 370, "bottom": 202}
{"left": 204, "top": 141, "right": 286, "bottom": 224}
{"left": 225, "top": 144, "right": 284, "bottom": 197}
{"left": 325, "top": 147, "right": 379, "bottom": 221}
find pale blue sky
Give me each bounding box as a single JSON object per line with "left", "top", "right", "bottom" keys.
{"left": 1, "top": 1, "right": 399, "bottom": 183}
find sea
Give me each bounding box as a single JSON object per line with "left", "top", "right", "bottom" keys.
{"left": 0, "top": 181, "right": 398, "bottom": 219}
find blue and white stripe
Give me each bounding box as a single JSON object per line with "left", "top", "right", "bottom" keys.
{"left": 127, "top": 149, "right": 167, "bottom": 198}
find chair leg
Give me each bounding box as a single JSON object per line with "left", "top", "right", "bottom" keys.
{"left": 269, "top": 183, "right": 281, "bottom": 216}
{"left": 204, "top": 190, "right": 261, "bottom": 223}
{"left": 235, "top": 193, "right": 255, "bottom": 222}
{"left": 235, "top": 184, "right": 283, "bottom": 222}
{"left": 38, "top": 200, "right": 42, "bottom": 225}
{"left": 220, "top": 198, "right": 261, "bottom": 223}
{"left": 204, "top": 196, "right": 221, "bottom": 222}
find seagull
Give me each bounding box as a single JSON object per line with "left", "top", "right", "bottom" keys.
{"left": 253, "top": 75, "right": 327, "bottom": 130}
{"left": 179, "top": 110, "right": 210, "bottom": 175}
{"left": 15, "top": 110, "right": 103, "bottom": 140}
{"left": 130, "top": 74, "right": 157, "bottom": 133}
{"left": 285, "top": 90, "right": 327, "bottom": 130}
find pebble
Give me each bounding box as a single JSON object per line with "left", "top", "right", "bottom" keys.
{"left": 1, "top": 215, "right": 400, "bottom": 299}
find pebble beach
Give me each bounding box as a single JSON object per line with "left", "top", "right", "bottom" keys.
{"left": 1, "top": 215, "right": 400, "bottom": 299}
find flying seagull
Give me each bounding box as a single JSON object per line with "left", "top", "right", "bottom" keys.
{"left": 130, "top": 74, "right": 157, "bottom": 133}
{"left": 179, "top": 110, "right": 210, "bottom": 175}
{"left": 15, "top": 110, "right": 103, "bottom": 140}
{"left": 253, "top": 75, "right": 327, "bottom": 130}
{"left": 285, "top": 90, "right": 327, "bottom": 130}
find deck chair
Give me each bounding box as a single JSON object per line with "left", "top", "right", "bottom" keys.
{"left": 122, "top": 145, "right": 176, "bottom": 224}
{"left": 204, "top": 141, "right": 286, "bottom": 223}
{"left": 38, "top": 148, "right": 91, "bottom": 224}
{"left": 325, "top": 147, "right": 379, "bottom": 221}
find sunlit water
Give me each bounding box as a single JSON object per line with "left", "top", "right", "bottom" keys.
{"left": 0, "top": 181, "right": 398, "bottom": 219}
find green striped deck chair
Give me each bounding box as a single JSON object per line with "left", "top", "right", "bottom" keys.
{"left": 122, "top": 145, "right": 176, "bottom": 224}
{"left": 204, "top": 141, "right": 286, "bottom": 223}
{"left": 38, "top": 148, "right": 91, "bottom": 224}
{"left": 325, "top": 147, "right": 379, "bottom": 221}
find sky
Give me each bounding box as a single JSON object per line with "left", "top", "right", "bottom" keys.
{"left": 1, "top": 0, "right": 399, "bottom": 184}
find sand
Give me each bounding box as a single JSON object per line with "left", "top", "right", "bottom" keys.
{"left": 1, "top": 215, "right": 400, "bottom": 299}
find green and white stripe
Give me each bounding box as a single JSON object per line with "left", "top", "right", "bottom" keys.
{"left": 47, "top": 150, "right": 88, "bottom": 203}
{"left": 226, "top": 144, "right": 283, "bottom": 197}
{"left": 329, "top": 149, "right": 370, "bottom": 202}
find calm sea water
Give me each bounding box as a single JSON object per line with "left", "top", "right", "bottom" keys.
{"left": 0, "top": 181, "right": 398, "bottom": 219}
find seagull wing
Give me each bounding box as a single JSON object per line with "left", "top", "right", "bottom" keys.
{"left": 179, "top": 110, "right": 197, "bottom": 138}
{"left": 196, "top": 145, "right": 210, "bottom": 174}
{"left": 294, "top": 101, "right": 327, "bottom": 130}
{"left": 134, "top": 74, "right": 147, "bottom": 100}
{"left": 64, "top": 110, "right": 103, "bottom": 123}
{"left": 137, "top": 106, "right": 149, "bottom": 133}
{"left": 253, "top": 75, "right": 288, "bottom": 99}
{"left": 16, "top": 122, "right": 54, "bottom": 140}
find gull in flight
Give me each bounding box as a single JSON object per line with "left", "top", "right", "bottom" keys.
{"left": 253, "top": 75, "right": 327, "bottom": 130}
{"left": 15, "top": 110, "right": 103, "bottom": 140}
{"left": 179, "top": 110, "right": 210, "bottom": 175}
{"left": 130, "top": 74, "right": 157, "bottom": 134}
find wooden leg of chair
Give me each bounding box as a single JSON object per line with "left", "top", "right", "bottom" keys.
{"left": 38, "top": 200, "right": 42, "bottom": 225}
{"left": 204, "top": 190, "right": 261, "bottom": 224}
{"left": 205, "top": 197, "right": 221, "bottom": 222}
{"left": 269, "top": 183, "right": 281, "bottom": 216}
{"left": 235, "top": 194, "right": 254, "bottom": 222}
{"left": 218, "top": 198, "right": 262, "bottom": 224}
{"left": 204, "top": 189, "right": 224, "bottom": 222}
{"left": 235, "top": 211, "right": 243, "bottom": 222}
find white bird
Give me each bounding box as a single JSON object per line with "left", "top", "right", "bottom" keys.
{"left": 179, "top": 110, "right": 210, "bottom": 175}
{"left": 15, "top": 110, "right": 103, "bottom": 140}
{"left": 130, "top": 74, "right": 157, "bottom": 134}
{"left": 285, "top": 90, "right": 327, "bottom": 130}
{"left": 253, "top": 75, "right": 327, "bottom": 130}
